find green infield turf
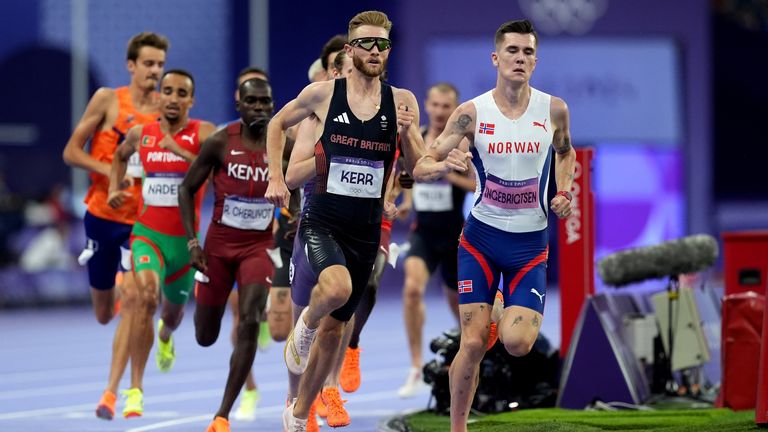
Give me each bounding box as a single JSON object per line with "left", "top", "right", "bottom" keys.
{"left": 406, "top": 408, "right": 760, "bottom": 431}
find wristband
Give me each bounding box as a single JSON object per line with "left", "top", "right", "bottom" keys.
{"left": 556, "top": 191, "right": 573, "bottom": 201}
{"left": 187, "top": 238, "right": 200, "bottom": 251}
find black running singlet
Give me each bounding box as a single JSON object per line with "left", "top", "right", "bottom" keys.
{"left": 306, "top": 78, "right": 398, "bottom": 232}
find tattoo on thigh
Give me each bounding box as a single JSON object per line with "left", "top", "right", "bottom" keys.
{"left": 277, "top": 290, "right": 288, "bottom": 302}
{"left": 463, "top": 312, "right": 472, "bottom": 323}
{"left": 479, "top": 305, "right": 484, "bottom": 310}
{"left": 512, "top": 315, "right": 523, "bottom": 326}
{"left": 532, "top": 316, "right": 540, "bottom": 328}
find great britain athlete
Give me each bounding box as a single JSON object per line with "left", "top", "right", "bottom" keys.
{"left": 412, "top": 19, "right": 576, "bottom": 432}
{"left": 264, "top": 11, "right": 426, "bottom": 431}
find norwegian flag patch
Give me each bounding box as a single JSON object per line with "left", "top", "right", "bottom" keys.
{"left": 458, "top": 279, "right": 474, "bottom": 293}
{"left": 478, "top": 122, "right": 495, "bottom": 135}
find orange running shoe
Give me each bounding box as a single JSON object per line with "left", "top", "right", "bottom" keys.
{"left": 487, "top": 291, "right": 504, "bottom": 350}
{"left": 321, "top": 387, "right": 350, "bottom": 427}
{"left": 486, "top": 322, "right": 498, "bottom": 350}
{"left": 340, "top": 347, "right": 361, "bottom": 393}
{"left": 314, "top": 393, "right": 327, "bottom": 418}
{"left": 308, "top": 397, "right": 320, "bottom": 432}
{"left": 95, "top": 390, "right": 116, "bottom": 420}
{"left": 205, "top": 416, "right": 230, "bottom": 432}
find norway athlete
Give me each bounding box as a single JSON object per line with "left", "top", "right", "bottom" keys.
{"left": 177, "top": 78, "right": 276, "bottom": 432}
{"left": 108, "top": 69, "right": 216, "bottom": 416}
{"left": 413, "top": 20, "right": 576, "bottom": 432}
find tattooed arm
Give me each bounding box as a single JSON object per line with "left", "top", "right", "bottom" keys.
{"left": 550, "top": 97, "right": 576, "bottom": 219}
{"left": 412, "top": 101, "right": 476, "bottom": 183}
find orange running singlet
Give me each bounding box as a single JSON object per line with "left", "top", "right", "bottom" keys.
{"left": 84, "top": 87, "right": 159, "bottom": 224}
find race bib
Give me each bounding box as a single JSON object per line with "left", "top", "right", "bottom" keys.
{"left": 126, "top": 152, "right": 143, "bottom": 178}
{"left": 481, "top": 175, "right": 539, "bottom": 210}
{"left": 413, "top": 181, "right": 453, "bottom": 212}
{"left": 327, "top": 156, "right": 384, "bottom": 198}
{"left": 221, "top": 196, "right": 274, "bottom": 230}
{"left": 142, "top": 173, "right": 183, "bottom": 207}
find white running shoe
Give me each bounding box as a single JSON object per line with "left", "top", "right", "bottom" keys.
{"left": 397, "top": 366, "right": 429, "bottom": 398}
{"left": 283, "top": 399, "right": 308, "bottom": 432}
{"left": 284, "top": 308, "right": 317, "bottom": 375}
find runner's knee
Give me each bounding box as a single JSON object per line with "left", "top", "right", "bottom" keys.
{"left": 500, "top": 332, "right": 536, "bottom": 357}
{"left": 318, "top": 270, "right": 352, "bottom": 308}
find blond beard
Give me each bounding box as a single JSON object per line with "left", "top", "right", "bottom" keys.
{"left": 352, "top": 54, "right": 386, "bottom": 78}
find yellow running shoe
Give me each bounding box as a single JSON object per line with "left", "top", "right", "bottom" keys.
{"left": 95, "top": 390, "right": 116, "bottom": 420}
{"left": 155, "top": 318, "right": 175, "bottom": 372}
{"left": 122, "top": 388, "right": 143, "bottom": 418}
{"left": 233, "top": 388, "right": 260, "bottom": 421}
{"left": 257, "top": 321, "right": 272, "bottom": 352}
{"left": 340, "top": 346, "right": 361, "bottom": 393}
{"left": 205, "top": 416, "right": 230, "bottom": 432}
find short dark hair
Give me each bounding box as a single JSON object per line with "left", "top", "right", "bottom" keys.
{"left": 237, "top": 66, "right": 269, "bottom": 83}
{"left": 238, "top": 77, "right": 270, "bottom": 98}
{"left": 161, "top": 69, "right": 195, "bottom": 96}
{"left": 494, "top": 19, "right": 538, "bottom": 48}
{"left": 332, "top": 50, "right": 347, "bottom": 74}
{"left": 126, "top": 32, "right": 170, "bottom": 61}
{"left": 428, "top": 82, "right": 459, "bottom": 100}
{"left": 320, "top": 34, "right": 347, "bottom": 70}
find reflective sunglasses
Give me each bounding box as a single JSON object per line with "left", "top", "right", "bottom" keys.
{"left": 349, "top": 37, "right": 392, "bottom": 52}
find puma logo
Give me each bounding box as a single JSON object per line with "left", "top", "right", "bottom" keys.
{"left": 181, "top": 133, "right": 195, "bottom": 144}
{"left": 533, "top": 119, "right": 547, "bottom": 132}
{"left": 530, "top": 288, "right": 545, "bottom": 303}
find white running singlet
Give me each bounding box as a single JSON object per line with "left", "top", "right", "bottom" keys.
{"left": 469, "top": 87, "right": 554, "bottom": 233}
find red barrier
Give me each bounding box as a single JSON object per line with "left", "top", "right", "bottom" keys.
{"left": 558, "top": 147, "right": 595, "bottom": 358}
{"left": 722, "top": 231, "right": 768, "bottom": 296}
{"left": 757, "top": 283, "right": 768, "bottom": 425}
{"left": 719, "top": 293, "right": 764, "bottom": 411}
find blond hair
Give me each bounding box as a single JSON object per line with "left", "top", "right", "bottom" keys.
{"left": 348, "top": 11, "right": 392, "bottom": 39}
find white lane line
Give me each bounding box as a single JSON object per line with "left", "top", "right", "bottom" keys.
{"left": 0, "top": 366, "right": 408, "bottom": 420}
{"left": 126, "top": 389, "right": 411, "bottom": 431}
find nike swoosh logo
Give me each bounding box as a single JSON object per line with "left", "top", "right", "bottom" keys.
{"left": 231, "top": 150, "right": 245, "bottom": 155}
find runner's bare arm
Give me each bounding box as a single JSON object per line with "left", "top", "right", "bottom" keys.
{"left": 382, "top": 161, "right": 399, "bottom": 221}
{"left": 393, "top": 89, "right": 425, "bottom": 177}
{"left": 159, "top": 121, "right": 216, "bottom": 162}
{"left": 285, "top": 117, "right": 319, "bottom": 190}
{"left": 107, "top": 125, "right": 140, "bottom": 208}
{"left": 550, "top": 97, "right": 576, "bottom": 218}
{"left": 62, "top": 88, "right": 116, "bottom": 176}
{"left": 179, "top": 129, "right": 226, "bottom": 242}
{"left": 266, "top": 81, "right": 331, "bottom": 207}
{"left": 445, "top": 138, "right": 476, "bottom": 192}
{"left": 413, "top": 102, "right": 475, "bottom": 182}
